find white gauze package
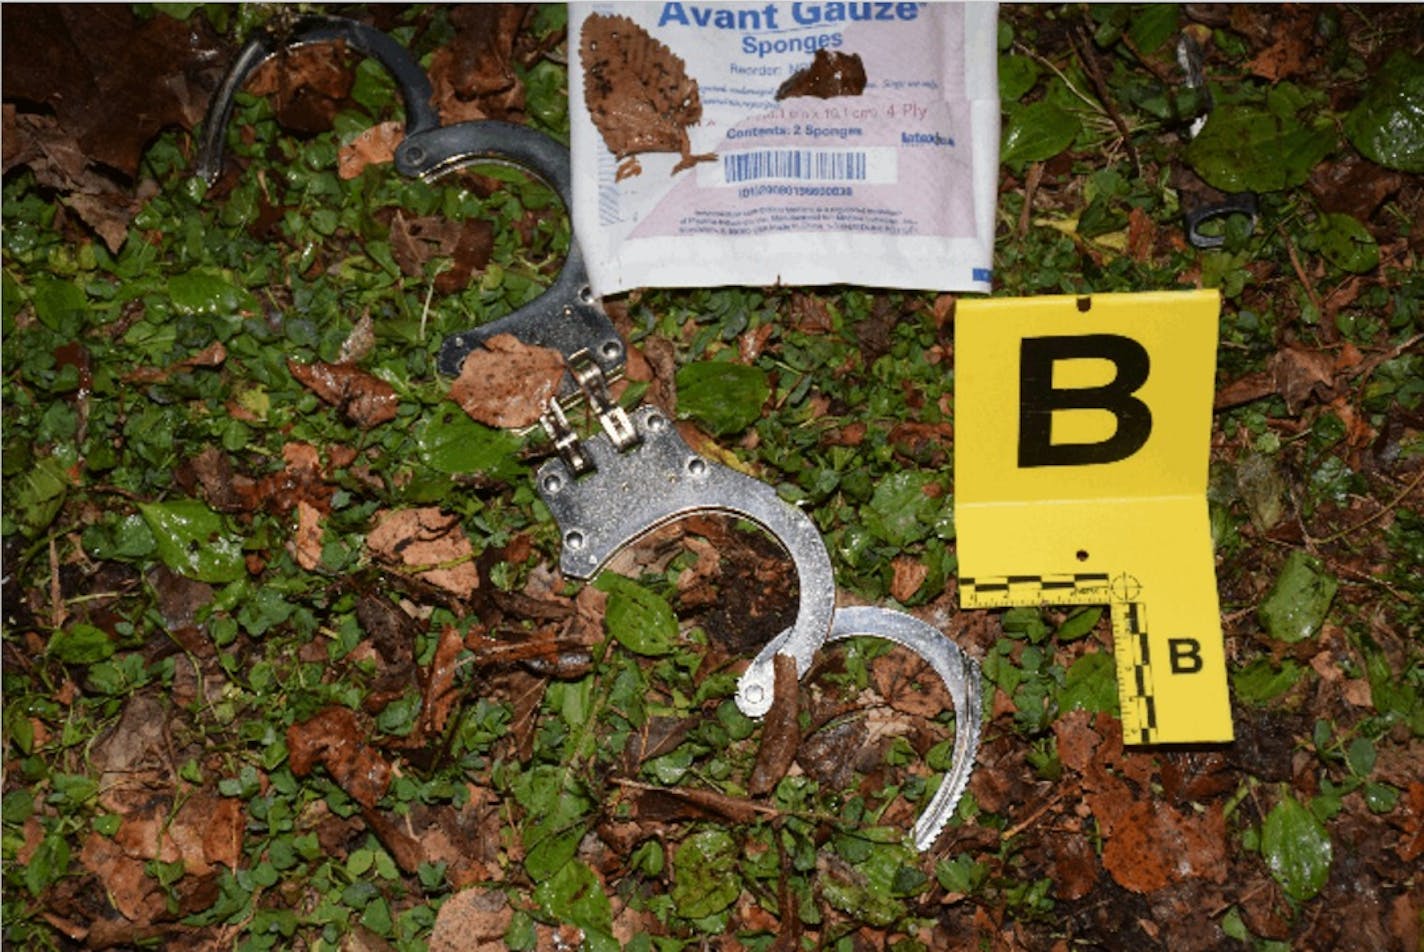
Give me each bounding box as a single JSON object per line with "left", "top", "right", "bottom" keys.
{"left": 568, "top": 2, "right": 999, "bottom": 295}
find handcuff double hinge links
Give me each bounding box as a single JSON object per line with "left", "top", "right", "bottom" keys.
{"left": 198, "top": 13, "right": 983, "bottom": 852}
{"left": 540, "top": 348, "right": 640, "bottom": 478}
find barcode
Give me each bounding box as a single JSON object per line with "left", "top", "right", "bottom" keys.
{"left": 723, "top": 149, "right": 867, "bottom": 183}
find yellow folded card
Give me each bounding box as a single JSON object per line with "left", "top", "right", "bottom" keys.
{"left": 955, "top": 291, "right": 1232, "bottom": 744}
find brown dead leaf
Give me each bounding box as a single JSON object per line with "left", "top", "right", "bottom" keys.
{"left": 366, "top": 507, "right": 480, "bottom": 596}
{"left": 448, "top": 333, "right": 566, "bottom": 429}
{"left": 293, "top": 499, "right": 325, "bottom": 571}
{"left": 420, "top": 627, "right": 466, "bottom": 738}
{"left": 387, "top": 211, "right": 495, "bottom": 294}
{"left": 125, "top": 341, "right": 228, "bottom": 385}
{"left": 626, "top": 782, "right": 769, "bottom": 826}
{"left": 247, "top": 40, "right": 356, "bottom": 136}
{"left": 797, "top": 715, "right": 868, "bottom": 790}
{"left": 1398, "top": 781, "right": 1424, "bottom": 864}
{"left": 1309, "top": 155, "right": 1404, "bottom": 221}
{"left": 90, "top": 695, "right": 175, "bottom": 814}
{"left": 749, "top": 653, "right": 801, "bottom": 796}
{"left": 1270, "top": 345, "right": 1335, "bottom": 412}
{"left": 1099, "top": 799, "right": 1228, "bottom": 893}
{"left": 1, "top": 6, "right": 221, "bottom": 176}
{"left": 1214, "top": 369, "right": 1275, "bottom": 411}
{"left": 790, "top": 292, "right": 834, "bottom": 333}
{"left": 338, "top": 121, "right": 404, "bottom": 180}
{"left": 288, "top": 359, "right": 399, "bottom": 428}
{"left": 429, "top": 888, "right": 513, "bottom": 952}
{"left": 287, "top": 706, "right": 392, "bottom": 808}
{"left": 739, "top": 323, "right": 775, "bottom": 363}
{"left": 1048, "top": 830, "right": 1099, "bottom": 901}
{"left": 114, "top": 808, "right": 181, "bottom": 864}
{"left": 198, "top": 796, "right": 243, "bottom": 870}
{"left": 80, "top": 832, "right": 167, "bottom": 924}
{"left": 871, "top": 645, "right": 954, "bottom": 719}
{"left": 360, "top": 805, "right": 425, "bottom": 873}
{"left": 428, "top": 4, "right": 527, "bottom": 125}
{"left": 889, "top": 556, "right": 929, "bottom": 603}
{"left": 338, "top": 312, "right": 378, "bottom": 365}
{"left": 1126, "top": 205, "right": 1156, "bottom": 262}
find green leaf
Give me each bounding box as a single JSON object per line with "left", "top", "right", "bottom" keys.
{"left": 1345, "top": 736, "right": 1376, "bottom": 778}
{"left": 1344, "top": 52, "right": 1424, "bottom": 173}
{"left": 1232, "top": 658, "right": 1304, "bottom": 704}
{"left": 1185, "top": 104, "right": 1336, "bottom": 192}
{"left": 1001, "top": 101, "right": 1079, "bottom": 171}
{"left": 863, "top": 471, "right": 943, "bottom": 549}
{"left": 1261, "top": 792, "right": 1332, "bottom": 901}
{"left": 417, "top": 404, "right": 523, "bottom": 478}
{"left": 999, "top": 54, "right": 1041, "bottom": 103}
{"left": 670, "top": 830, "right": 740, "bottom": 920}
{"left": 1059, "top": 652, "right": 1117, "bottom": 714}
{"left": 4, "top": 788, "right": 36, "bottom": 826}
{"left": 138, "top": 499, "right": 246, "bottom": 583}
{"left": 1055, "top": 606, "right": 1102, "bottom": 641}
{"left": 1315, "top": 213, "right": 1379, "bottom": 274}
{"left": 82, "top": 513, "right": 157, "bottom": 561}
{"left": 533, "top": 859, "right": 613, "bottom": 939}
{"left": 31, "top": 277, "right": 87, "bottom": 333}
{"left": 1125, "top": 3, "right": 1179, "bottom": 54}
{"left": 821, "top": 831, "right": 914, "bottom": 927}
{"left": 675, "top": 361, "right": 769, "bottom": 436}
{"left": 12, "top": 455, "right": 71, "bottom": 538}
{"left": 168, "top": 269, "right": 245, "bottom": 315}
{"left": 595, "top": 573, "right": 678, "bottom": 657}
{"left": 47, "top": 623, "right": 115, "bottom": 665}
{"left": 25, "top": 832, "right": 70, "bottom": 896}
{"left": 1258, "top": 550, "right": 1338, "bottom": 643}
{"left": 935, "top": 854, "right": 986, "bottom": 895}
{"left": 511, "top": 766, "right": 593, "bottom": 881}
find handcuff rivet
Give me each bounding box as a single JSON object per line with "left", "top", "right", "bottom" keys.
{"left": 579, "top": 286, "right": 596, "bottom": 305}
{"left": 646, "top": 413, "right": 668, "bottom": 432}
{"left": 600, "top": 340, "right": 622, "bottom": 361}
{"left": 687, "top": 458, "right": 707, "bottom": 477}
{"left": 565, "top": 530, "right": 585, "bottom": 550}
{"left": 542, "top": 474, "right": 564, "bottom": 494}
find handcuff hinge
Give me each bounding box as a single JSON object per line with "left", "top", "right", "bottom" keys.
{"left": 569, "top": 349, "right": 639, "bottom": 452}
{"left": 540, "top": 350, "right": 641, "bottom": 477}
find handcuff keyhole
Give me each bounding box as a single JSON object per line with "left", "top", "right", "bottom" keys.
{"left": 1076, "top": 549, "right": 1089, "bottom": 562}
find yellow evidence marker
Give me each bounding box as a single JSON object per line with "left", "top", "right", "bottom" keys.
{"left": 954, "top": 291, "right": 1232, "bottom": 744}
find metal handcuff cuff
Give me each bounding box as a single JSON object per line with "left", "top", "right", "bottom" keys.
{"left": 199, "top": 17, "right": 982, "bottom": 851}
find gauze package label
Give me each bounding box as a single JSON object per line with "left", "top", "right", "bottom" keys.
{"left": 569, "top": 2, "right": 1000, "bottom": 295}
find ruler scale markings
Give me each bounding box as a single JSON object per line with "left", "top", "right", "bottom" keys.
{"left": 964, "top": 573, "right": 1161, "bottom": 744}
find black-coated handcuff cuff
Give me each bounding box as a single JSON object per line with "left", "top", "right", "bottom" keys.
{"left": 198, "top": 16, "right": 982, "bottom": 851}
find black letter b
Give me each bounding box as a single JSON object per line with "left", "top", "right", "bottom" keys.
{"left": 1018, "top": 335, "right": 1152, "bottom": 467}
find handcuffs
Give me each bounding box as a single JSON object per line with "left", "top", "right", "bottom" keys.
{"left": 198, "top": 16, "right": 982, "bottom": 852}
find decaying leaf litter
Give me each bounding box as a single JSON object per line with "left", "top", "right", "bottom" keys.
{"left": 2, "top": 3, "right": 1422, "bottom": 950}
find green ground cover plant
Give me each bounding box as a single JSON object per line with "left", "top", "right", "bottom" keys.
{"left": 2, "top": 4, "right": 1421, "bottom": 949}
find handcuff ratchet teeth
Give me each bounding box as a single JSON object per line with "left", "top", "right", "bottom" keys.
{"left": 199, "top": 15, "right": 982, "bottom": 849}
{"left": 825, "top": 607, "right": 983, "bottom": 850}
